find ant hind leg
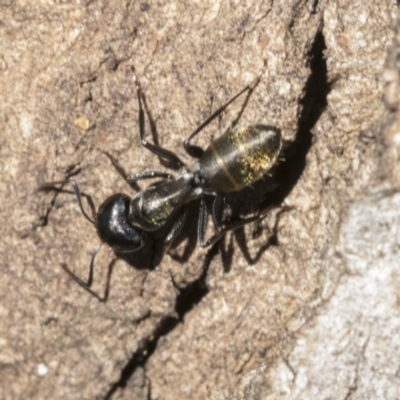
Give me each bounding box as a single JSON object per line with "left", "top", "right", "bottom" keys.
{"left": 184, "top": 67, "right": 265, "bottom": 159}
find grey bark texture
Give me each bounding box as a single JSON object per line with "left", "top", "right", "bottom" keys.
{"left": 0, "top": 1, "right": 398, "bottom": 399}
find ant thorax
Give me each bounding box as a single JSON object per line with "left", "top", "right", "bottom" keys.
{"left": 129, "top": 169, "right": 202, "bottom": 231}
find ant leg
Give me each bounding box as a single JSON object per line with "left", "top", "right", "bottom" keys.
{"left": 198, "top": 195, "right": 227, "bottom": 246}
{"left": 61, "top": 243, "right": 115, "bottom": 302}
{"left": 184, "top": 69, "right": 265, "bottom": 158}
{"left": 211, "top": 195, "right": 223, "bottom": 231}
{"left": 199, "top": 206, "right": 273, "bottom": 248}
{"left": 101, "top": 150, "right": 132, "bottom": 185}
{"left": 39, "top": 179, "right": 96, "bottom": 224}
{"left": 163, "top": 207, "right": 188, "bottom": 252}
{"left": 102, "top": 150, "right": 173, "bottom": 189}
{"left": 198, "top": 198, "right": 210, "bottom": 247}
{"left": 131, "top": 66, "right": 186, "bottom": 169}
{"left": 127, "top": 170, "right": 174, "bottom": 184}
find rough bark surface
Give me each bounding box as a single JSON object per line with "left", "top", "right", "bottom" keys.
{"left": 0, "top": 1, "right": 397, "bottom": 399}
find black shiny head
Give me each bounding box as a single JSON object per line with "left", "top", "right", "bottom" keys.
{"left": 39, "top": 179, "right": 149, "bottom": 301}
{"left": 96, "top": 193, "right": 146, "bottom": 253}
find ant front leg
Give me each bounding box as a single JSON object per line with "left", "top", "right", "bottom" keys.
{"left": 131, "top": 66, "right": 186, "bottom": 169}
{"left": 102, "top": 150, "right": 174, "bottom": 190}
{"left": 197, "top": 197, "right": 212, "bottom": 247}
{"left": 127, "top": 170, "right": 174, "bottom": 184}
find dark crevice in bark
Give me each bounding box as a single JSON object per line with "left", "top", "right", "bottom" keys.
{"left": 104, "top": 315, "right": 177, "bottom": 399}
{"left": 104, "top": 246, "right": 217, "bottom": 399}
{"left": 268, "top": 29, "right": 331, "bottom": 208}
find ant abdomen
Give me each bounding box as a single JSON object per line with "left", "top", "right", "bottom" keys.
{"left": 198, "top": 125, "right": 282, "bottom": 193}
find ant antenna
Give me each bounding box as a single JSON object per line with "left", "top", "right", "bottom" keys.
{"left": 60, "top": 243, "right": 112, "bottom": 302}
{"left": 87, "top": 242, "right": 103, "bottom": 287}
{"left": 67, "top": 179, "right": 96, "bottom": 224}
{"left": 39, "top": 178, "right": 96, "bottom": 224}
{"left": 61, "top": 242, "right": 103, "bottom": 288}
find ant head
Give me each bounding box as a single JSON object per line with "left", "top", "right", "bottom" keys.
{"left": 96, "top": 193, "right": 146, "bottom": 253}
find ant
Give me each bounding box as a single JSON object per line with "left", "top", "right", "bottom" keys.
{"left": 40, "top": 66, "right": 282, "bottom": 300}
